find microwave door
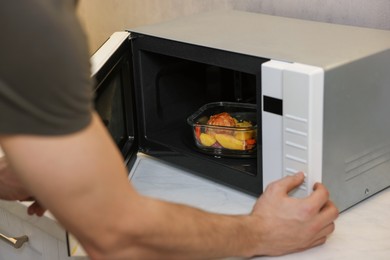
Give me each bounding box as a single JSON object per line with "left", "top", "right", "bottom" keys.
{"left": 262, "top": 60, "right": 324, "bottom": 198}
{"left": 90, "top": 31, "right": 138, "bottom": 169}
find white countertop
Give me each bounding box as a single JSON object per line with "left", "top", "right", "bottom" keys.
{"left": 1, "top": 152, "right": 388, "bottom": 259}
{"left": 130, "top": 153, "right": 390, "bottom": 260}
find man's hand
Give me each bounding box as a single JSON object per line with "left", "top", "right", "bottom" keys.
{"left": 0, "top": 156, "right": 46, "bottom": 216}
{"left": 250, "top": 172, "right": 339, "bottom": 256}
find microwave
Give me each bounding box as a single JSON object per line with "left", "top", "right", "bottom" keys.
{"left": 91, "top": 10, "right": 390, "bottom": 212}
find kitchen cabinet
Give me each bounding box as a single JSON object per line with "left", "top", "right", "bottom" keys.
{"left": 0, "top": 200, "right": 87, "bottom": 260}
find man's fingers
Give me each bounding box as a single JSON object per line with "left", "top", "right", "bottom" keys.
{"left": 316, "top": 222, "right": 336, "bottom": 239}
{"left": 267, "top": 172, "right": 305, "bottom": 195}
{"left": 304, "top": 182, "right": 332, "bottom": 213}
{"left": 315, "top": 200, "right": 339, "bottom": 228}
{"left": 27, "top": 201, "right": 46, "bottom": 216}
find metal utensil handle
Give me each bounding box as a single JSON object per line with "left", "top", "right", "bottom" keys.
{"left": 0, "top": 232, "right": 29, "bottom": 249}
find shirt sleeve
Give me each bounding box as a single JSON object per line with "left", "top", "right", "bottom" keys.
{"left": 0, "top": 1, "right": 93, "bottom": 135}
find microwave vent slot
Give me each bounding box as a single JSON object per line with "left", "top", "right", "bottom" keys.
{"left": 345, "top": 143, "right": 390, "bottom": 181}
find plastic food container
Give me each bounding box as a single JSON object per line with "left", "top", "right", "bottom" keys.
{"left": 187, "top": 102, "right": 257, "bottom": 158}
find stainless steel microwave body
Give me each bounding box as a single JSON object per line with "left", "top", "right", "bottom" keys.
{"left": 92, "top": 11, "right": 390, "bottom": 212}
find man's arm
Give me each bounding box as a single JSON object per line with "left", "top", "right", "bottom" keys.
{"left": 0, "top": 112, "right": 338, "bottom": 259}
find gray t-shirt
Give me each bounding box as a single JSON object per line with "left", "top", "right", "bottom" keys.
{"left": 0, "top": 0, "right": 93, "bottom": 135}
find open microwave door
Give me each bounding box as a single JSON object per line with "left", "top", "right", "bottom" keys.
{"left": 91, "top": 31, "right": 138, "bottom": 169}
{"left": 67, "top": 31, "right": 137, "bottom": 257}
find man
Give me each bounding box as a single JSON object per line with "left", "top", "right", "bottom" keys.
{"left": 0, "top": 1, "right": 338, "bottom": 259}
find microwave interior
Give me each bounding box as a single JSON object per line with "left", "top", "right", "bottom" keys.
{"left": 129, "top": 33, "right": 269, "bottom": 195}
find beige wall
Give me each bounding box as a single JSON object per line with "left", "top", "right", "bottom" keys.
{"left": 76, "top": 0, "right": 390, "bottom": 53}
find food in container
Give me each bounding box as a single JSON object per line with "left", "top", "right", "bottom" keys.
{"left": 187, "top": 102, "right": 257, "bottom": 157}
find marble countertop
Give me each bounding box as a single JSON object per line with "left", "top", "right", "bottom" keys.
{"left": 1, "top": 152, "right": 388, "bottom": 259}
{"left": 130, "top": 153, "right": 390, "bottom": 260}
